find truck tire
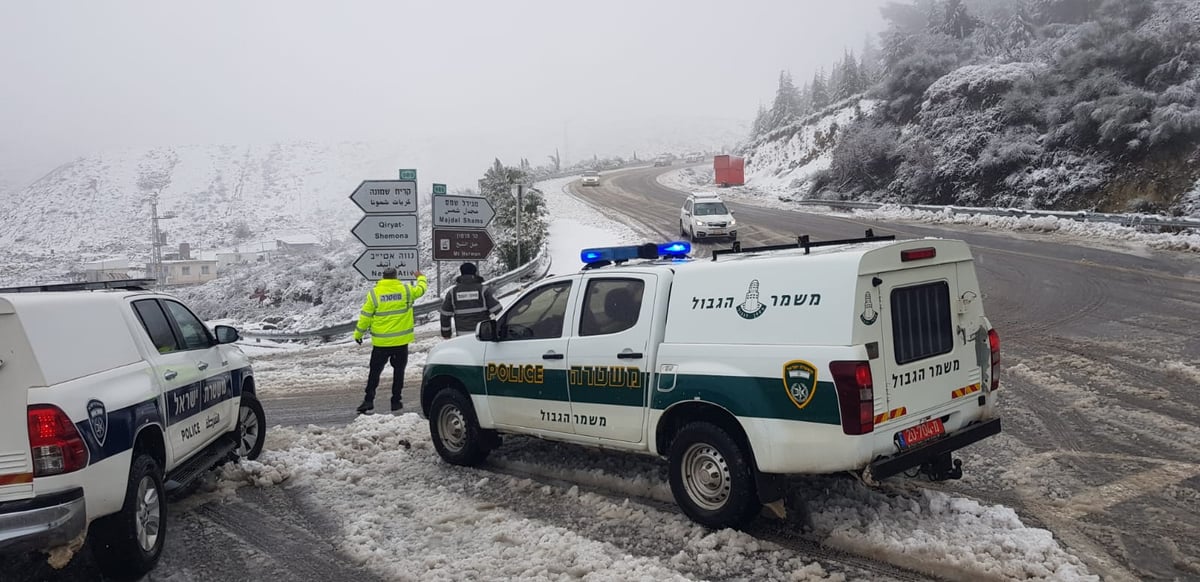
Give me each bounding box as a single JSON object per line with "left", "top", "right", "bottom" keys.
{"left": 89, "top": 453, "right": 166, "bottom": 579}
{"left": 429, "top": 389, "right": 489, "bottom": 466}
{"left": 668, "top": 422, "right": 760, "bottom": 529}
{"left": 235, "top": 394, "right": 266, "bottom": 460}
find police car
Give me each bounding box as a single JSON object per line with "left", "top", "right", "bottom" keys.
{"left": 0, "top": 281, "right": 266, "bottom": 576}
{"left": 421, "top": 234, "right": 1002, "bottom": 528}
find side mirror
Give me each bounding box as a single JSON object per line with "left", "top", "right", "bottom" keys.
{"left": 214, "top": 325, "right": 240, "bottom": 345}
{"left": 477, "top": 320, "right": 498, "bottom": 342}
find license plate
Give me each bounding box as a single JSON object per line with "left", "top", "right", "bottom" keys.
{"left": 897, "top": 418, "right": 945, "bottom": 449}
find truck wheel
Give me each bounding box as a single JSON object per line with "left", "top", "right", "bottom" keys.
{"left": 430, "top": 389, "right": 489, "bottom": 466}
{"left": 89, "top": 453, "right": 166, "bottom": 579}
{"left": 235, "top": 394, "right": 266, "bottom": 460}
{"left": 668, "top": 422, "right": 760, "bottom": 529}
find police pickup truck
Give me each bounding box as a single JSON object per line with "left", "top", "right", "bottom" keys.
{"left": 0, "top": 281, "right": 266, "bottom": 577}
{"left": 420, "top": 234, "right": 1002, "bottom": 529}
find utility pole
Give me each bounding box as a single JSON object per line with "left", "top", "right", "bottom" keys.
{"left": 512, "top": 184, "right": 525, "bottom": 266}
{"left": 149, "top": 194, "right": 176, "bottom": 287}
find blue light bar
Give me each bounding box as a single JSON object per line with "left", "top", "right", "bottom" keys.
{"left": 658, "top": 241, "right": 691, "bottom": 257}
{"left": 581, "top": 241, "right": 692, "bottom": 265}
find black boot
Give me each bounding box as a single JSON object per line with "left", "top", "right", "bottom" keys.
{"left": 356, "top": 401, "right": 374, "bottom": 415}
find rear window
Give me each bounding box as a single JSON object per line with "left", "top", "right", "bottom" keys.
{"left": 890, "top": 282, "right": 953, "bottom": 365}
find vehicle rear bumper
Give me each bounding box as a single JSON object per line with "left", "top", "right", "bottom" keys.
{"left": 867, "top": 418, "right": 1001, "bottom": 481}
{"left": 0, "top": 487, "right": 86, "bottom": 553}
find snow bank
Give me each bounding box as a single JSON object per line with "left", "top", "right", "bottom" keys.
{"left": 216, "top": 415, "right": 842, "bottom": 581}
{"left": 847, "top": 205, "right": 1200, "bottom": 253}
{"left": 539, "top": 174, "right": 644, "bottom": 277}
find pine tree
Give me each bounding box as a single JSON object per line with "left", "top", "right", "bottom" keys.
{"left": 479, "top": 159, "right": 548, "bottom": 270}
{"left": 768, "top": 70, "right": 803, "bottom": 131}
{"left": 810, "top": 69, "right": 830, "bottom": 111}
{"left": 838, "top": 49, "right": 863, "bottom": 99}
{"left": 1005, "top": 4, "right": 1037, "bottom": 55}
{"left": 860, "top": 37, "right": 883, "bottom": 86}
{"left": 751, "top": 104, "right": 770, "bottom": 137}
{"left": 940, "top": 0, "right": 980, "bottom": 40}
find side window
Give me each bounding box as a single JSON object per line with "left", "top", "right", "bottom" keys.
{"left": 162, "top": 300, "right": 213, "bottom": 351}
{"left": 579, "top": 278, "right": 645, "bottom": 337}
{"left": 133, "top": 300, "right": 180, "bottom": 354}
{"left": 500, "top": 281, "right": 572, "bottom": 340}
{"left": 890, "top": 282, "right": 954, "bottom": 364}
{"left": 684, "top": 200, "right": 692, "bottom": 213}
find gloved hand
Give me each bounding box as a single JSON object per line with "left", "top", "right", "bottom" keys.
{"left": 355, "top": 337, "right": 363, "bottom": 345}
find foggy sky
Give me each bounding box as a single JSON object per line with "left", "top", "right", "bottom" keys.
{"left": 0, "top": 1, "right": 888, "bottom": 188}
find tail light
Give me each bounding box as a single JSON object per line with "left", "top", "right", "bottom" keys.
{"left": 830, "top": 361, "right": 875, "bottom": 435}
{"left": 28, "top": 405, "right": 89, "bottom": 477}
{"left": 901, "top": 247, "right": 937, "bottom": 262}
{"left": 987, "top": 329, "right": 1001, "bottom": 391}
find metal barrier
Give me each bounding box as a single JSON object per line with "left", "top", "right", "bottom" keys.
{"left": 787, "top": 199, "right": 1200, "bottom": 230}
{"left": 242, "top": 244, "right": 552, "bottom": 341}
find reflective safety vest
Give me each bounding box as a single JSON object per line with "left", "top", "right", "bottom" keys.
{"left": 354, "top": 276, "right": 428, "bottom": 347}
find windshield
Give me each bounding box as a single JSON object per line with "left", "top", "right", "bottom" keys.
{"left": 694, "top": 202, "right": 729, "bottom": 216}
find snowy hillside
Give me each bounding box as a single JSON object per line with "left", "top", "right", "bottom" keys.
{"left": 740, "top": 0, "right": 1200, "bottom": 215}
{"left": 0, "top": 141, "right": 444, "bottom": 258}
{"left": 743, "top": 98, "right": 878, "bottom": 197}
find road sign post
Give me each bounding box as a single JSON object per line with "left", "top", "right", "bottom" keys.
{"left": 350, "top": 171, "right": 420, "bottom": 282}
{"left": 353, "top": 248, "right": 420, "bottom": 281}
{"left": 432, "top": 195, "right": 495, "bottom": 228}
{"left": 433, "top": 228, "right": 495, "bottom": 261}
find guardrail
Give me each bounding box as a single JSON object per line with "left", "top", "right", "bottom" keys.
{"left": 786, "top": 199, "right": 1200, "bottom": 230}
{"left": 242, "top": 245, "right": 553, "bottom": 341}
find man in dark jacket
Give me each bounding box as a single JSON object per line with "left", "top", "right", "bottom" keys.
{"left": 440, "top": 263, "right": 502, "bottom": 338}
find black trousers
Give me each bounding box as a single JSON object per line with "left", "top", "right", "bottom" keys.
{"left": 363, "top": 344, "right": 409, "bottom": 408}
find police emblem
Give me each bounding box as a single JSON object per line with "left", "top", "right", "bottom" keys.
{"left": 87, "top": 399, "right": 108, "bottom": 446}
{"left": 782, "top": 361, "right": 818, "bottom": 410}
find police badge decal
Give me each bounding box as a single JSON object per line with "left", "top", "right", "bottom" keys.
{"left": 782, "top": 360, "right": 818, "bottom": 410}
{"left": 87, "top": 399, "right": 108, "bottom": 446}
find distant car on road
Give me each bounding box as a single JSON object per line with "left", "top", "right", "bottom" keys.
{"left": 581, "top": 171, "right": 600, "bottom": 187}
{"left": 653, "top": 156, "right": 672, "bottom": 167}
{"left": 685, "top": 152, "right": 705, "bottom": 163}
{"left": 680, "top": 192, "right": 737, "bottom": 242}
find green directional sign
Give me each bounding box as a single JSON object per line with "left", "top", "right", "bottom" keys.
{"left": 399, "top": 169, "right": 417, "bottom": 180}
{"left": 432, "top": 183, "right": 447, "bottom": 195}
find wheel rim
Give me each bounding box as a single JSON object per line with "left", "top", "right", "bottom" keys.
{"left": 135, "top": 475, "right": 161, "bottom": 552}
{"left": 437, "top": 404, "right": 468, "bottom": 453}
{"left": 681, "top": 443, "right": 731, "bottom": 511}
{"left": 237, "top": 403, "right": 260, "bottom": 457}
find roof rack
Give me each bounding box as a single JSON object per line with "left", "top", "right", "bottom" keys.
{"left": 711, "top": 230, "right": 895, "bottom": 261}
{"left": 0, "top": 278, "right": 158, "bottom": 293}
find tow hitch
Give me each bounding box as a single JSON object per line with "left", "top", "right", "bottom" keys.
{"left": 920, "top": 452, "right": 963, "bottom": 481}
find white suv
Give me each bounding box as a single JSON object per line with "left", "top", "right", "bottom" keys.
{"left": 680, "top": 193, "right": 737, "bottom": 241}
{"left": 0, "top": 281, "right": 266, "bottom": 577}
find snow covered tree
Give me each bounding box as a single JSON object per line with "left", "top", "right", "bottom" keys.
{"left": 837, "top": 50, "right": 864, "bottom": 99}
{"left": 767, "top": 71, "right": 803, "bottom": 131}
{"left": 479, "top": 159, "right": 548, "bottom": 270}
{"left": 939, "top": 0, "right": 981, "bottom": 40}
{"left": 751, "top": 104, "right": 770, "bottom": 137}
{"left": 810, "top": 69, "right": 830, "bottom": 111}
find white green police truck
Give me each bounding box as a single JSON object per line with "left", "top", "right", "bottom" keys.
{"left": 421, "top": 234, "right": 1002, "bottom": 528}
{"left": 0, "top": 281, "right": 266, "bottom": 577}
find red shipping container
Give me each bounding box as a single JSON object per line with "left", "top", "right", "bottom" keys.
{"left": 713, "top": 155, "right": 744, "bottom": 187}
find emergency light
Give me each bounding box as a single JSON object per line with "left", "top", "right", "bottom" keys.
{"left": 580, "top": 241, "right": 691, "bottom": 264}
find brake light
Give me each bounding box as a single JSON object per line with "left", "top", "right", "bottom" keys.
{"left": 901, "top": 247, "right": 937, "bottom": 261}
{"left": 27, "top": 405, "right": 89, "bottom": 477}
{"left": 987, "top": 329, "right": 1001, "bottom": 391}
{"left": 830, "top": 361, "right": 875, "bottom": 435}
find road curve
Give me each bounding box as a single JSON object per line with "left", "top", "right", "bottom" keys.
{"left": 569, "top": 164, "right": 1200, "bottom": 582}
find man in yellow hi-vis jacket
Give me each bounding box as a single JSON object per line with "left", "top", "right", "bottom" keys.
{"left": 353, "top": 266, "right": 428, "bottom": 414}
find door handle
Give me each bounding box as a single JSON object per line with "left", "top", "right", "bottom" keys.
{"left": 197, "top": 361, "right": 209, "bottom": 371}
{"left": 542, "top": 352, "right": 564, "bottom": 360}
{"left": 617, "top": 352, "right": 643, "bottom": 359}
{"left": 164, "top": 370, "right": 178, "bottom": 381}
